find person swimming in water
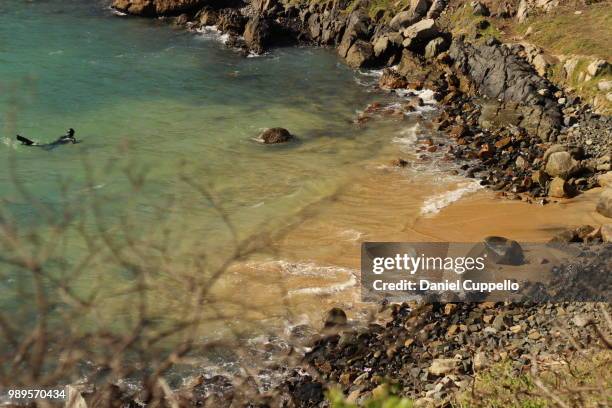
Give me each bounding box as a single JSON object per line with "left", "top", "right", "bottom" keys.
{"left": 16, "top": 128, "right": 78, "bottom": 147}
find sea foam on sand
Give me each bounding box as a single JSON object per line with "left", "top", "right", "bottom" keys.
{"left": 420, "top": 180, "right": 483, "bottom": 216}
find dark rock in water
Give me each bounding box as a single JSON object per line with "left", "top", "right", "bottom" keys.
{"left": 345, "top": 40, "right": 375, "bottom": 68}
{"left": 259, "top": 128, "right": 294, "bottom": 144}
{"left": 324, "top": 307, "right": 347, "bottom": 328}
{"left": 483, "top": 236, "right": 525, "bottom": 265}
{"left": 243, "top": 16, "right": 271, "bottom": 54}
{"left": 379, "top": 69, "right": 409, "bottom": 89}
{"left": 113, "top": 0, "right": 207, "bottom": 16}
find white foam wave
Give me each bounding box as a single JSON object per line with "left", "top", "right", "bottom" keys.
{"left": 338, "top": 229, "right": 363, "bottom": 242}
{"left": 2, "top": 137, "right": 16, "bottom": 149}
{"left": 288, "top": 274, "right": 357, "bottom": 296}
{"left": 358, "top": 68, "right": 385, "bottom": 78}
{"left": 250, "top": 260, "right": 356, "bottom": 277}
{"left": 196, "top": 26, "right": 229, "bottom": 44}
{"left": 109, "top": 7, "right": 127, "bottom": 16}
{"left": 392, "top": 123, "right": 420, "bottom": 148}
{"left": 420, "top": 180, "right": 483, "bottom": 216}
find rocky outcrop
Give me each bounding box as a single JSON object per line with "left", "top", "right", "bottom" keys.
{"left": 243, "top": 16, "right": 270, "bottom": 54}
{"left": 113, "top": 0, "right": 208, "bottom": 16}
{"left": 448, "top": 37, "right": 562, "bottom": 141}
{"left": 345, "top": 40, "right": 375, "bottom": 68}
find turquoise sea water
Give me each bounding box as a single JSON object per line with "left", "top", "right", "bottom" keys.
{"left": 0, "top": 0, "right": 439, "bottom": 348}
{"left": 0, "top": 0, "right": 403, "bottom": 240}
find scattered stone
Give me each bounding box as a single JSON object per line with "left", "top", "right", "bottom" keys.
{"left": 548, "top": 177, "right": 572, "bottom": 198}
{"left": 428, "top": 359, "right": 459, "bottom": 376}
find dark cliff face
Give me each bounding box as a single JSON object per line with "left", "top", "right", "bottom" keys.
{"left": 112, "top": 0, "right": 210, "bottom": 16}
{"left": 448, "top": 37, "right": 562, "bottom": 141}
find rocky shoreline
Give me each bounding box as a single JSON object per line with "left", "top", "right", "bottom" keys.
{"left": 86, "top": 1, "right": 612, "bottom": 406}
{"left": 72, "top": 244, "right": 611, "bottom": 406}
{"left": 111, "top": 0, "right": 611, "bottom": 208}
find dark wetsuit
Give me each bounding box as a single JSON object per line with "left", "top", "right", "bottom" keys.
{"left": 16, "top": 129, "right": 77, "bottom": 148}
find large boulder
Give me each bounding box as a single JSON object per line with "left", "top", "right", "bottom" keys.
{"left": 372, "top": 32, "right": 403, "bottom": 65}
{"left": 548, "top": 177, "right": 574, "bottom": 198}
{"left": 597, "top": 189, "right": 612, "bottom": 218}
{"left": 337, "top": 10, "right": 371, "bottom": 58}
{"left": 482, "top": 236, "right": 525, "bottom": 266}
{"left": 345, "top": 40, "right": 375, "bottom": 68}
{"left": 258, "top": 128, "right": 294, "bottom": 144}
{"left": 402, "top": 19, "right": 440, "bottom": 54}
{"left": 389, "top": 11, "right": 418, "bottom": 31}
{"left": 243, "top": 16, "right": 271, "bottom": 54}
{"left": 112, "top": 0, "right": 206, "bottom": 16}
{"left": 545, "top": 151, "right": 576, "bottom": 178}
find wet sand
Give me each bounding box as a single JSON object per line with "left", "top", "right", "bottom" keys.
{"left": 218, "top": 169, "right": 608, "bottom": 331}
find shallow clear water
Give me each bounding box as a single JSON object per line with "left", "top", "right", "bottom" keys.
{"left": 1, "top": 0, "right": 400, "bottom": 240}
{"left": 0, "top": 0, "right": 456, "bottom": 346}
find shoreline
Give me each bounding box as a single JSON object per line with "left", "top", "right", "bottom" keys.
{"left": 2, "top": 1, "right": 609, "bottom": 406}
